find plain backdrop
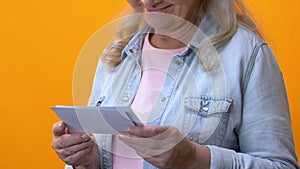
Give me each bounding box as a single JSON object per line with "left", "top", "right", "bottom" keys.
{"left": 0, "top": 0, "right": 299, "bottom": 168}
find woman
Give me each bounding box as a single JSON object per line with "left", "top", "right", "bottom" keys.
{"left": 52, "top": 0, "right": 299, "bottom": 168}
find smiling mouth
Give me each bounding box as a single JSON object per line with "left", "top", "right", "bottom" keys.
{"left": 146, "top": 4, "right": 173, "bottom": 13}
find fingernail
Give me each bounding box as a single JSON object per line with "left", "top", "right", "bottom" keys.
{"left": 58, "top": 122, "right": 63, "bottom": 127}
{"left": 118, "top": 135, "right": 126, "bottom": 140}
{"left": 128, "top": 127, "right": 135, "bottom": 133}
{"left": 81, "top": 134, "right": 89, "bottom": 140}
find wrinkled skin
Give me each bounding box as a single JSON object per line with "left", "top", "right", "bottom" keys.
{"left": 52, "top": 121, "right": 100, "bottom": 169}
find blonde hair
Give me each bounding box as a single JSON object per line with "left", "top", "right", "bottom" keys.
{"left": 102, "top": 0, "right": 262, "bottom": 70}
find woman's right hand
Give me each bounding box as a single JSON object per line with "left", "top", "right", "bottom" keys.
{"left": 127, "top": 0, "right": 144, "bottom": 13}
{"left": 52, "top": 121, "right": 100, "bottom": 169}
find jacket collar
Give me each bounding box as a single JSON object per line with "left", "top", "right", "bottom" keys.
{"left": 189, "top": 14, "right": 219, "bottom": 48}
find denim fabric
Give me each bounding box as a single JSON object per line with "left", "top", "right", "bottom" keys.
{"left": 83, "top": 14, "right": 299, "bottom": 169}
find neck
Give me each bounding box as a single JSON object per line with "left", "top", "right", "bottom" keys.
{"left": 149, "top": 33, "right": 186, "bottom": 49}
{"left": 149, "top": 18, "right": 201, "bottom": 49}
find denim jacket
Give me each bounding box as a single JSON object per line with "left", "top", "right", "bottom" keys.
{"left": 66, "top": 14, "right": 299, "bottom": 169}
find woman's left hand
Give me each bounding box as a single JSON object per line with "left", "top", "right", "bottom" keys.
{"left": 119, "top": 126, "right": 198, "bottom": 169}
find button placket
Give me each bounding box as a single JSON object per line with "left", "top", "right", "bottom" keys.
{"left": 161, "top": 97, "right": 167, "bottom": 103}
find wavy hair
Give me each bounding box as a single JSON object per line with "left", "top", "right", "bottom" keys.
{"left": 102, "top": 0, "right": 262, "bottom": 70}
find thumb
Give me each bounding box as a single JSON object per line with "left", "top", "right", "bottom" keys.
{"left": 52, "top": 121, "right": 67, "bottom": 137}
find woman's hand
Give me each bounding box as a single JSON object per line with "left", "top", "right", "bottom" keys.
{"left": 127, "top": 0, "right": 144, "bottom": 13}
{"left": 52, "top": 121, "right": 100, "bottom": 169}
{"left": 119, "top": 126, "right": 210, "bottom": 169}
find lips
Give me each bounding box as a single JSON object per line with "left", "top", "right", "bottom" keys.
{"left": 146, "top": 4, "right": 173, "bottom": 13}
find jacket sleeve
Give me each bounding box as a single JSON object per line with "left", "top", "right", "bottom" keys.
{"left": 64, "top": 165, "right": 74, "bottom": 169}
{"left": 207, "top": 44, "right": 299, "bottom": 169}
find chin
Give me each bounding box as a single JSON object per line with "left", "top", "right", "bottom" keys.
{"left": 144, "top": 12, "right": 183, "bottom": 32}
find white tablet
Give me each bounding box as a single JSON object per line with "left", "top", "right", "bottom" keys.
{"left": 51, "top": 106, "right": 143, "bottom": 134}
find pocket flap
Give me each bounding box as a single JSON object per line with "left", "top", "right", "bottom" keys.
{"left": 185, "top": 96, "right": 233, "bottom": 115}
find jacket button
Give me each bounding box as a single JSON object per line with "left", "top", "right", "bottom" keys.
{"left": 202, "top": 106, "right": 209, "bottom": 112}
{"left": 96, "top": 96, "right": 105, "bottom": 106}
{"left": 161, "top": 97, "right": 166, "bottom": 103}
{"left": 129, "top": 48, "right": 135, "bottom": 54}
{"left": 175, "top": 60, "right": 182, "bottom": 67}
{"left": 122, "top": 96, "right": 130, "bottom": 102}
{"left": 96, "top": 101, "right": 101, "bottom": 106}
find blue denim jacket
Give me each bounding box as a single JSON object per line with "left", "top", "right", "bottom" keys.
{"left": 67, "top": 14, "right": 299, "bottom": 169}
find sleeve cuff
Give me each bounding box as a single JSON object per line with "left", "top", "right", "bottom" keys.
{"left": 64, "top": 165, "right": 75, "bottom": 169}
{"left": 207, "top": 145, "right": 235, "bottom": 169}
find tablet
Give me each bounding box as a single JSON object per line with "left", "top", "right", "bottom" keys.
{"left": 51, "top": 106, "right": 143, "bottom": 134}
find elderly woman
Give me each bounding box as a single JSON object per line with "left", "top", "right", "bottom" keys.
{"left": 52, "top": 0, "right": 299, "bottom": 168}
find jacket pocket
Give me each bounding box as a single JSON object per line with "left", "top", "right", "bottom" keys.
{"left": 183, "top": 96, "right": 232, "bottom": 144}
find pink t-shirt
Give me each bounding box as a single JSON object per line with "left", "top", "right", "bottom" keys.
{"left": 112, "top": 34, "right": 186, "bottom": 169}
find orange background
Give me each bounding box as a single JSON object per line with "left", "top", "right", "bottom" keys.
{"left": 0, "top": 0, "right": 299, "bottom": 168}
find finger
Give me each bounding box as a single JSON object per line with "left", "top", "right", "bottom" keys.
{"left": 118, "top": 135, "right": 147, "bottom": 147}
{"left": 119, "top": 131, "right": 140, "bottom": 138}
{"left": 64, "top": 146, "right": 93, "bottom": 166}
{"left": 52, "top": 121, "right": 67, "bottom": 137}
{"left": 128, "top": 126, "right": 170, "bottom": 137}
{"left": 126, "top": 127, "right": 183, "bottom": 147}
{"left": 127, "top": 0, "right": 144, "bottom": 13}
{"left": 127, "top": 0, "right": 143, "bottom": 7}
{"left": 119, "top": 136, "right": 169, "bottom": 157}
{"left": 119, "top": 135, "right": 177, "bottom": 150}
{"left": 57, "top": 139, "right": 95, "bottom": 157}
{"left": 53, "top": 133, "right": 90, "bottom": 149}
